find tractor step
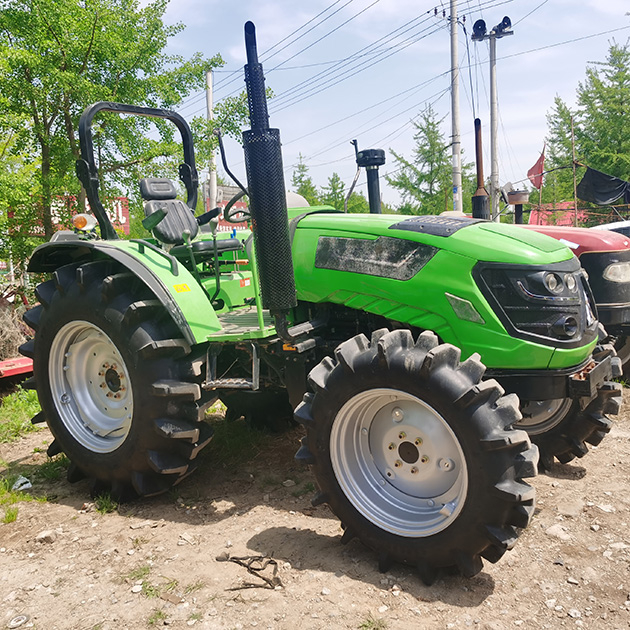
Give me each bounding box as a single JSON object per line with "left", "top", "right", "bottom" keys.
{"left": 204, "top": 377, "right": 256, "bottom": 389}
{"left": 203, "top": 341, "right": 260, "bottom": 391}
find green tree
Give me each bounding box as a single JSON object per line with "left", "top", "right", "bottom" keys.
{"left": 542, "top": 41, "right": 630, "bottom": 214}
{"left": 291, "top": 154, "right": 319, "bottom": 205}
{"left": 541, "top": 96, "right": 576, "bottom": 205}
{"left": 0, "top": 0, "right": 247, "bottom": 264}
{"left": 577, "top": 42, "right": 630, "bottom": 177}
{"left": 320, "top": 172, "right": 345, "bottom": 210}
{"left": 386, "top": 105, "right": 452, "bottom": 215}
{"left": 346, "top": 191, "right": 369, "bottom": 213}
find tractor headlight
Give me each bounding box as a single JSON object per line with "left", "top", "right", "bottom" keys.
{"left": 602, "top": 261, "right": 630, "bottom": 283}
{"left": 543, "top": 272, "right": 563, "bottom": 294}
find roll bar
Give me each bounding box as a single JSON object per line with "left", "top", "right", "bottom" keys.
{"left": 75, "top": 101, "right": 199, "bottom": 240}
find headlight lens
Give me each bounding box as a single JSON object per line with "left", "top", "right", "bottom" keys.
{"left": 602, "top": 261, "right": 630, "bottom": 283}
{"left": 564, "top": 274, "right": 577, "bottom": 292}
{"left": 543, "top": 272, "right": 563, "bottom": 293}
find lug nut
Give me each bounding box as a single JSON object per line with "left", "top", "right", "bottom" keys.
{"left": 388, "top": 443, "right": 396, "bottom": 451}
{"left": 411, "top": 467, "right": 418, "bottom": 474}
{"left": 100, "top": 383, "right": 106, "bottom": 389}
{"left": 398, "top": 431, "right": 406, "bottom": 440}
{"left": 415, "top": 437, "right": 423, "bottom": 446}
{"left": 394, "top": 460, "right": 402, "bottom": 468}
{"left": 421, "top": 455, "right": 429, "bottom": 464}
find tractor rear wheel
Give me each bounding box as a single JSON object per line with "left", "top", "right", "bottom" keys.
{"left": 518, "top": 384, "right": 621, "bottom": 471}
{"left": 21, "top": 260, "right": 212, "bottom": 500}
{"left": 295, "top": 329, "right": 538, "bottom": 583}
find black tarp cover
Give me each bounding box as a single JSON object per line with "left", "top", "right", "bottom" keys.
{"left": 576, "top": 167, "right": 630, "bottom": 205}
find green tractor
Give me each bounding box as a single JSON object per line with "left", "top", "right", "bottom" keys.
{"left": 21, "top": 22, "right": 621, "bottom": 582}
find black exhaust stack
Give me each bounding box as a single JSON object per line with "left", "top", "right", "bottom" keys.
{"left": 242, "top": 21, "right": 297, "bottom": 318}
{"left": 356, "top": 148, "right": 385, "bottom": 214}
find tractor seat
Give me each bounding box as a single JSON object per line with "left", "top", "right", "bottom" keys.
{"left": 140, "top": 178, "right": 199, "bottom": 245}
{"left": 139, "top": 178, "right": 244, "bottom": 263}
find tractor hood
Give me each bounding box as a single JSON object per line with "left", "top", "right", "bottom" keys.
{"left": 291, "top": 210, "right": 574, "bottom": 266}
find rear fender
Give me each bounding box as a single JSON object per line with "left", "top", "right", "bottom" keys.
{"left": 28, "top": 240, "right": 221, "bottom": 345}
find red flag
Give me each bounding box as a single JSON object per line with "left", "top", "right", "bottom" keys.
{"left": 527, "top": 145, "right": 545, "bottom": 190}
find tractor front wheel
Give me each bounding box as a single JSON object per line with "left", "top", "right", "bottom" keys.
{"left": 295, "top": 329, "right": 538, "bottom": 583}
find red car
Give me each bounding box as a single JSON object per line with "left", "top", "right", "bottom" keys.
{"left": 519, "top": 224, "right": 630, "bottom": 364}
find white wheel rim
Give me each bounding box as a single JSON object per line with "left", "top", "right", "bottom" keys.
{"left": 517, "top": 398, "right": 572, "bottom": 436}
{"left": 330, "top": 388, "right": 468, "bottom": 537}
{"left": 49, "top": 321, "right": 133, "bottom": 453}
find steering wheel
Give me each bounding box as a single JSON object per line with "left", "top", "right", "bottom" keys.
{"left": 223, "top": 189, "right": 251, "bottom": 223}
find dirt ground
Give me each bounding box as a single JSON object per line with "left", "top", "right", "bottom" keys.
{"left": 1, "top": 399, "right": 630, "bottom": 630}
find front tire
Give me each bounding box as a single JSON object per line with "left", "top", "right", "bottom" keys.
{"left": 22, "top": 261, "right": 212, "bottom": 500}
{"left": 295, "top": 329, "right": 538, "bottom": 583}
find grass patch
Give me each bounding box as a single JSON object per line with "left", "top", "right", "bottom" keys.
{"left": 94, "top": 493, "right": 118, "bottom": 514}
{"left": 162, "top": 577, "right": 179, "bottom": 593}
{"left": 142, "top": 582, "right": 160, "bottom": 598}
{"left": 0, "top": 387, "right": 41, "bottom": 443}
{"left": 260, "top": 474, "right": 281, "bottom": 488}
{"left": 203, "top": 416, "right": 272, "bottom": 469}
{"left": 188, "top": 612, "right": 203, "bottom": 622}
{"left": 184, "top": 579, "right": 205, "bottom": 594}
{"left": 147, "top": 609, "right": 167, "bottom": 626}
{"left": 359, "top": 614, "right": 388, "bottom": 630}
{"left": 35, "top": 454, "right": 70, "bottom": 482}
{"left": 123, "top": 565, "right": 151, "bottom": 582}
{"left": 2, "top": 504, "right": 18, "bottom": 523}
{"left": 292, "top": 481, "right": 315, "bottom": 498}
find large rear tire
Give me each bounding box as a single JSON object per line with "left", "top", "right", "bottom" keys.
{"left": 295, "top": 329, "right": 538, "bottom": 583}
{"left": 518, "top": 383, "right": 621, "bottom": 471}
{"left": 21, "top": 260, "right": 212, "bottom": 500}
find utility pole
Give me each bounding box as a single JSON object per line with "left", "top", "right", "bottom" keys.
{"left": 205, "top": 69, "right": 217, "bottom": 212}
{"left": 489, "top": 34, "right": 499, "bottom": 221}
{"left": 472, "top": 17, "right": 513, "bottom": 222}
{"left": 450, "top": 0, "right": 463, "bottom": 214}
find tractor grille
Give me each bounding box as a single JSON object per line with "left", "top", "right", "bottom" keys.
{"left": 474, "top": 258, "right": 598, "bottom": 349}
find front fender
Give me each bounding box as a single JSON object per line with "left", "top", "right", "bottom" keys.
{"left": 28, "top": 239, "right": 220, "bottom": 345}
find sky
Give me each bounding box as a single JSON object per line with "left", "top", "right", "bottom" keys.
{"left": 159, "top": 0, "right": 630, "bottom": 207}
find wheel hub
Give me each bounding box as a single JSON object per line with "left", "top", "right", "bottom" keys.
{"left": 104, "top": 367, "right": 122, "bottom": 393}
{"left": 49, "top": 321, "right": 133, "bottom": 453}
{"left": 330, "top": 388, "right": 468, "bottom": 537}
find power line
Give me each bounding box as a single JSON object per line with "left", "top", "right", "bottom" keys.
{"left": 261, "top": 0, "right": 356, "bottom": 64}
{"left": 211, "top": 0, "right": 357, "bottom": 95}
{"left": 284, "top": 71, "right": 450, "bottom": 147}
{"left": 269, "top": 13, "right": 435, "bottom": 110}
{"left": 214, "top": 0, "right": 380, "bottom": 99}
{"left": 271, "top": 23, "right": 445, "bottom": 114}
